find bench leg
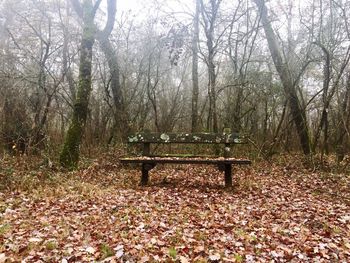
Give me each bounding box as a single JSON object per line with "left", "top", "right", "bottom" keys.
{"left": 141, "top": 164, "right": 149, "bottom": 186}
{"left": 140, "top": 163, "right": 156, "bottom": 186}
{"left": 224, "top": 164, "right": 232, "bottom": 187}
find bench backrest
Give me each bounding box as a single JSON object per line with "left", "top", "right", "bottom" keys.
{"left": 127, "top": 131, "right": 248, "bottom": 157}
{"left": 127, "top": 132, "right": 247, "bottom": 144}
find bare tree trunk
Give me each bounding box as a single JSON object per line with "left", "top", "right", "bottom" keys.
{"left": 191, "top": 0, "right": 200, "bottom": 132}
{"left": 266, "top": 100, "right": 288, "bottom": 157}
{"left": 336, "top": 73, "right": 350, "bottom": 162}
{"left": 200, "top": 0, "right": 221, "bottom": 133}
{"left": 96, "top": 0, "right": 128, "bottom": 142}
{"left": 60, "top": 0, "right": 99, "bottom": 168}
{"left": 146, "top": 57, "right": 161, "bottom": 132}
{"left": 254, "top": 0, "right": 311, "bottom": 155}
{"left": 31, "top": 30, "right": 50, "bottom": 149}
{"left": 311, "top": 41, "right": 350, "bottom": 155}
{"left": 62, "top": 0, "right": 76, "bottom": 102}
{"left": 208, "top": 41, "right": 218, "bottom": 133}
{"left": 311, "top": 43, "right": 330, "bottom": 155}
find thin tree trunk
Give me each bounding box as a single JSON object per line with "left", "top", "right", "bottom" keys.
{"left": 208, "top": 46, "right": 218, "bottom": 133}
{"left": 266, "top": 100, "right": 288, "bottom": 157}
{"left": 311, "top": 43, "right": 330, "bottom": 153}
{"left": 62, "top": 0, "right": 76, "bottom": 102}
{"left": 200, "top": 0, "right": 220, "bottom": 133}
{"left": 97, "top": 7, "right": 129, "bottom": 141}
{"left": 336, "top": 73, "right": 350, "bottom": 161}
{"left": 191, "top": 0, "right": 200, "bottom": 132}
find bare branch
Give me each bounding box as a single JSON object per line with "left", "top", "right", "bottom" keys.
{"left": 70, "top": 0, "right": 83, "bottom": 18}
{"left": 92, "top": 0, "right": 103, "bottom": 17}
{"left": 97, "top": 0, "right": 117, "bottom": 39}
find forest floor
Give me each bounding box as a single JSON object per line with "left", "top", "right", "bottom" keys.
{"left": 0, "top": 152, "right": 350, "bottom": 262}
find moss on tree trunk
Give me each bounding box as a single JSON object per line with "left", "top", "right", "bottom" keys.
{"left": 60, "top": 2, "right": 95, "bottom": 169}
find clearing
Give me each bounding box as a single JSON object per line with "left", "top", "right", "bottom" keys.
{"left": 0, "top": 154, "right": 349, "bottom": 262}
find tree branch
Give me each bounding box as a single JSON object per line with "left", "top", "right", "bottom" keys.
{"left": 92, "top": 0, "right": 103, "bottom": 17}
{"left": 70, "top": 0, "right": 83, "bottom": 18}
{"left": 97, "top": 0, "right": 117, "bottom": 39}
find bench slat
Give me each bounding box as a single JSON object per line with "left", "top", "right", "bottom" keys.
{"left": 127, "top": 132, "right": 247, "bottom": 144}
{"left": 120, "top": 157, "right": 252, "bottom": 165}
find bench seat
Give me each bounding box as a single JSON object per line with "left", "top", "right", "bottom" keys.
{"left": 120, "top": 156, "right": 251, "bottom": 186}
{"left": 120, "top": 156, "right": 252, "bottom": 165}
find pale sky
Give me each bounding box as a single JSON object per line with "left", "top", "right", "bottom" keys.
{"left": 117, "top": 0, "right": 194, "bottom": 17}
{"left": 117, "top": 0, "right": 143, "bottom": 12}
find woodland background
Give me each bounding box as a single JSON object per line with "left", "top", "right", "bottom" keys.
{"left": 0, "top": 0, "right": 349, "bottom": 163}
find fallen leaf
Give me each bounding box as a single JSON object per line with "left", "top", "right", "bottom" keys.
{"left": 115, "top": 244, "right": 124, "bottom": 251}
{"left": 209, "top": 253, "right": 221, "bottom": 261}
{"left": 116, "top": 249, "right": 123, "bottom": 258}
{"left": 194, "top": 245, "right": 205, "bottom": 253}
{"left": 180, "top": 255, "right": 189, "bottom": 263}
{"left": 86, "top": 246, "right": 95, "bottom": 254}
{"left": 157, "top": 240, "right": 165, "bottom": 246}
{"left": 140, "top": 255, "right": 150, "bottom": 263}
{"left": 0, "top": 254, "right": 7, "bottom": 263}
{"left": 29, "top": 237, "right": 42, "bottom": 243}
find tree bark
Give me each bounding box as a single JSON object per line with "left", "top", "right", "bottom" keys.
{"left": 96, "top": 0, "right": 128, "bottom": 142}
{"left": 336, "top": 73, "right": 350, "bottom": 162}
{"left": 60, "top": 0, "right": 97, "bottom": 168}
{"left": 62, "top": 0, "right": 76, "bottom": 102}
{"left": 254, "top": 0, "right": 311, "bottom": 155}
{"left": 191, "top": 0, "right": 200, "bottom": 132}
{"left": 311, "top": 43, "right": 331, "bottom": 154}
{"left": 200, "top": 0, "right": 220, "bottom": 133}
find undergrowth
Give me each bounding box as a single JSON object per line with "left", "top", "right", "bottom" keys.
{"left": 0, "top": 151, "right": 349, "bottom": 194}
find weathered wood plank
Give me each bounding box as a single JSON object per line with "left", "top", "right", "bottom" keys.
{"left": 127, "top": 132, "right": 247, "bottom": 144}
{"left": 120, "top": 157, "right": 252, "bottom": 165}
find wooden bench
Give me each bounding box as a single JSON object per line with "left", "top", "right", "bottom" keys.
{"left": 120, "top": 130, "right": 251, "bottom": 187}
